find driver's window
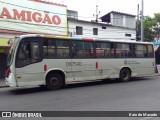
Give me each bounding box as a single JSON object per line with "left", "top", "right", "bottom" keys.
{"left": 18, "top": 42, "right": 30, "bottom": 59}
{"left": 16, "top": 40, "right": 41, "bottom": 68}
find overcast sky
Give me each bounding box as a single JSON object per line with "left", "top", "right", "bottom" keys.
{"left": 49, "top": 0, "right": 160, "bottom": 20}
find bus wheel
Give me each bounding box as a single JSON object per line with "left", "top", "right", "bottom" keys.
{"left": 119, "top": 68, "right": 131, "bottom": 82}
{"left": 46, "top": 73, "right": 64, "bottom": 90}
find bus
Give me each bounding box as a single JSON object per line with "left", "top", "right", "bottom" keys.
{"left": 5, "top": 34, "right": 155, "bottom": 90}
{"left": 153, "top": 41, "right": 160, "bottom": 73}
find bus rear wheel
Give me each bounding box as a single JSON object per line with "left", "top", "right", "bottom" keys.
{"left": 46, "top": 73, "right": 64, "bottom": 90}
{"left": 119, "top": 68, "right": 131, "bottom": 82}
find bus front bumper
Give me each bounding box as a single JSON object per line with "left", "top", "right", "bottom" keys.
{"left": 5, "top": 73, "right": 17, "bottom": 87}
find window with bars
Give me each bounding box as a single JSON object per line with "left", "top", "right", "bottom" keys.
{"left": 93, "top": 28, "right": 98, "bottom": 35}
{"left": 76, "top": 26, "right": 83, "bottom": 35}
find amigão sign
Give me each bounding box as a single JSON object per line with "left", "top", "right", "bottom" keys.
{"left": 0, "top": 0, "right": 67, "bottom": 36}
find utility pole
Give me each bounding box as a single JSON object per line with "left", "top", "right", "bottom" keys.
{"left": 141, "top": 0, "right": 144, "bottom": 42}
{"left": 136, "top": 4, "right": 140, "bottom": 41}
{"left": 93, "top": 5, "right": 100, "bottom": 22}
{"left": 137, "top": 4, "right": 140, "bottom": 24}
{"left": 157, "top": 18, "right": 160, "bottom": 40}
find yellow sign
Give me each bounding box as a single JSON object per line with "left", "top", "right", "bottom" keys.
{"left": 0, "top": 38, "right": 9, "bottom": 46}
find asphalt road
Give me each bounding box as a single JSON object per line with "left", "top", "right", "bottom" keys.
{"left": 1, "top": 76, "right": 160, "bottom": 120}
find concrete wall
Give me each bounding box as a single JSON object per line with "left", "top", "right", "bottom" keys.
{"left": 111, "top": 13, "right": 135, "bottom": 29}
{"left": 68, "top": 20, "right": 136, "bottom": 40}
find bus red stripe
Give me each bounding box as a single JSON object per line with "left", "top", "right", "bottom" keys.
{"left": 44, "top": 64, "right": 47, "bottom": 72}
{"left": 96, "top": 62, "right": 98, "bottom": 69}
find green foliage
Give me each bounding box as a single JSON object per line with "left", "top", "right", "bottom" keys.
{"left": 139, "top": 13, "right": 160, "bottom": 42}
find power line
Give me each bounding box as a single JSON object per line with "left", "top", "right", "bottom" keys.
{"left": 0, "top": 28, "right": 136, "bottom": 40}
{"left": 0, "top": 1, "right": 66, "bottom": 16}
{"left": 0, "top": 19, "right": 136, "bottom": 34}
{"left": 0, "top": 18, "right": 135, "bottom": 32}
{"left": 0, "top": 27, "right": 136, "bottom": 36}
{"left": 0, "top": 1, "right": 136, "bottom": 20}
{"left": 0, "top": 1, "right": 136, "bottom": 38}
{"left": 0, "top": 0, "right": 136, "bottom": 33}
{"left": 0, "top": 31, "right": 135, "bottom": 40}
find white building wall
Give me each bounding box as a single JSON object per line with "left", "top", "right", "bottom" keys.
{"left": 125, "top": 17, "right": 136, "bottom": 28}
{"left": 112, "top": 14, "right": 123, "bottom": 27}
{"left": 110, "top": 13, "right": 135, "bottom": 29}
{"left": 68, "top": 20, "right": 136, "bottom": 41}
{"left": 123, "top": 16, "right": 126, "bottom": 27}
{"left": 0, "top": 19, "right": 136, "bottom": 41}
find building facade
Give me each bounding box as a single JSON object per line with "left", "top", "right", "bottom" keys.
{"left": 0, "top": 1, "right": 136, "bottom": 78}
{"left": 68, "top": 10, "right": 136, "bottom": 40}
{"left": 101, "top": 11, "right": 136, "bottom": 29}
{"left": 68, "top": 18, "right": 136, "bottom": 40}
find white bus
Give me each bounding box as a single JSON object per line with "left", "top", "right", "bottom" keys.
{"left": 5, "top": 34, "right": 155, "bottom": 90}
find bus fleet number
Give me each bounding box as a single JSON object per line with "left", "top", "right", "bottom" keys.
{"left": 66, "top": 62, "right": 82, "bottom": 67}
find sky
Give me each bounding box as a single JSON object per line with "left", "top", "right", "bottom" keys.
{"left": 48, "top": 0, "right": 160, "bottom": 20}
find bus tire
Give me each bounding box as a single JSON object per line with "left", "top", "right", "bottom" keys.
{"left": 119, "top": 68, "right": 131, "bottom": 82}
{"left": 46, "top": 73, "right": 64, "bottom": 90}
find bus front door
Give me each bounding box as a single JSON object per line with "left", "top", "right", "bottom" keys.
{"left": 15, "top": 37, "right": 44, "bottom": 86}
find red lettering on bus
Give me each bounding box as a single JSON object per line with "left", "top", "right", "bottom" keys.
{"left": 0, "top": 7, "right": 62, "bottom": 25}
{"left": 25, "top": 11, "right": 32, "bottom": 22}
{"left": 52, "top": 15, "right": 61, "bottom": 25}
{"left": 32, "top": 12, "right": 42, "bottom": 23}
{"left": 0, "top": 7, "right": 12, "bottom": 19}
{"left": 42, "top": 14, "right": 52, "bottom": 24}
{"left": 13, "top": 9, "right": 26, "bottom": 21}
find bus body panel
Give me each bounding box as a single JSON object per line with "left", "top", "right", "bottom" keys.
{"left": 43, "top": 59, "right": 72, "bottom": 83}
{"left": 6, "top": 58, "right": 155, "bottom": 87}
{"left": 5, "top": 72, "right": 17, "bottom": 87}
{"left": 71, "top": 59, "right": 97, "bottom": 81}
{"left": 15, "top": 61, "right": 44, "bottom": 86}
{"left": 126, "top": 58, "right": 155, "bottom": 76}
{"left": 5, "top": 37, "right": 19, "bottom": 87}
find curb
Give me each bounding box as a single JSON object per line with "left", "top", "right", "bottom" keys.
{"left": 0, "top": 83, "right": 9, "bottom": 88}
{"left": 0, "top": 79, "right": 9, "bottom": 88}
{"left": 0, "top": 86, "right": 9, "bottom": 88}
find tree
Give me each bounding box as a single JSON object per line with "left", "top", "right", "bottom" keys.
{"left": 143, "top": 16, "right": 155, "bottom": 42}
{"left": 152, "top": 13, "right": 160, "bottom": 41}
{"left": 139, "top": 13, "right": 160, "bottom": 42}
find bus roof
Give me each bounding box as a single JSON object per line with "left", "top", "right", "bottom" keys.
{"left": 153, "top": 41, "right": 160, "bottom": 45}
{"left": 95, "top": 39, "right": 153, "bottom": 44}
{"left": 17, "top": 34, "right": 153, "bottom": 44}
{"left": 18, "top": 34, "right": 95, "bottom": 41}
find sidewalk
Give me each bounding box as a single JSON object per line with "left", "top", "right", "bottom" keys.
{"left": 0, "top": 78, "right": 8, "bottom": 88}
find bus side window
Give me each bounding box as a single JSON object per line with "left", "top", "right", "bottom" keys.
{"left": 72, "top": 41, "right": 94, "bottom": 58}
{"left": 56, "top": 40, "right": 69, "bottom": 58}
{"left": 148, "top": 45, "right": 154, "bottom": 58}
{"left": 18, "top": 43, "right": 27, "bottom": 59}
{"left": 71, "top": 41, "right": 81, "bottom": 58}
{"left": 132, "top": 44, "right": 136, "bottom": 57}
{"left": 17, "top": 42, "right": 30, "bottom": 59}
{"left": 110, "top": 43, "right": 115, "bottom": 57}
{"left": 31, "top": 42, "right": 41, "bottom": 60}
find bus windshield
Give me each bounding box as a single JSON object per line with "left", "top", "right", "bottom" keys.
{"left": 6, "top": 37, "right": 19, "bottom": 67}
